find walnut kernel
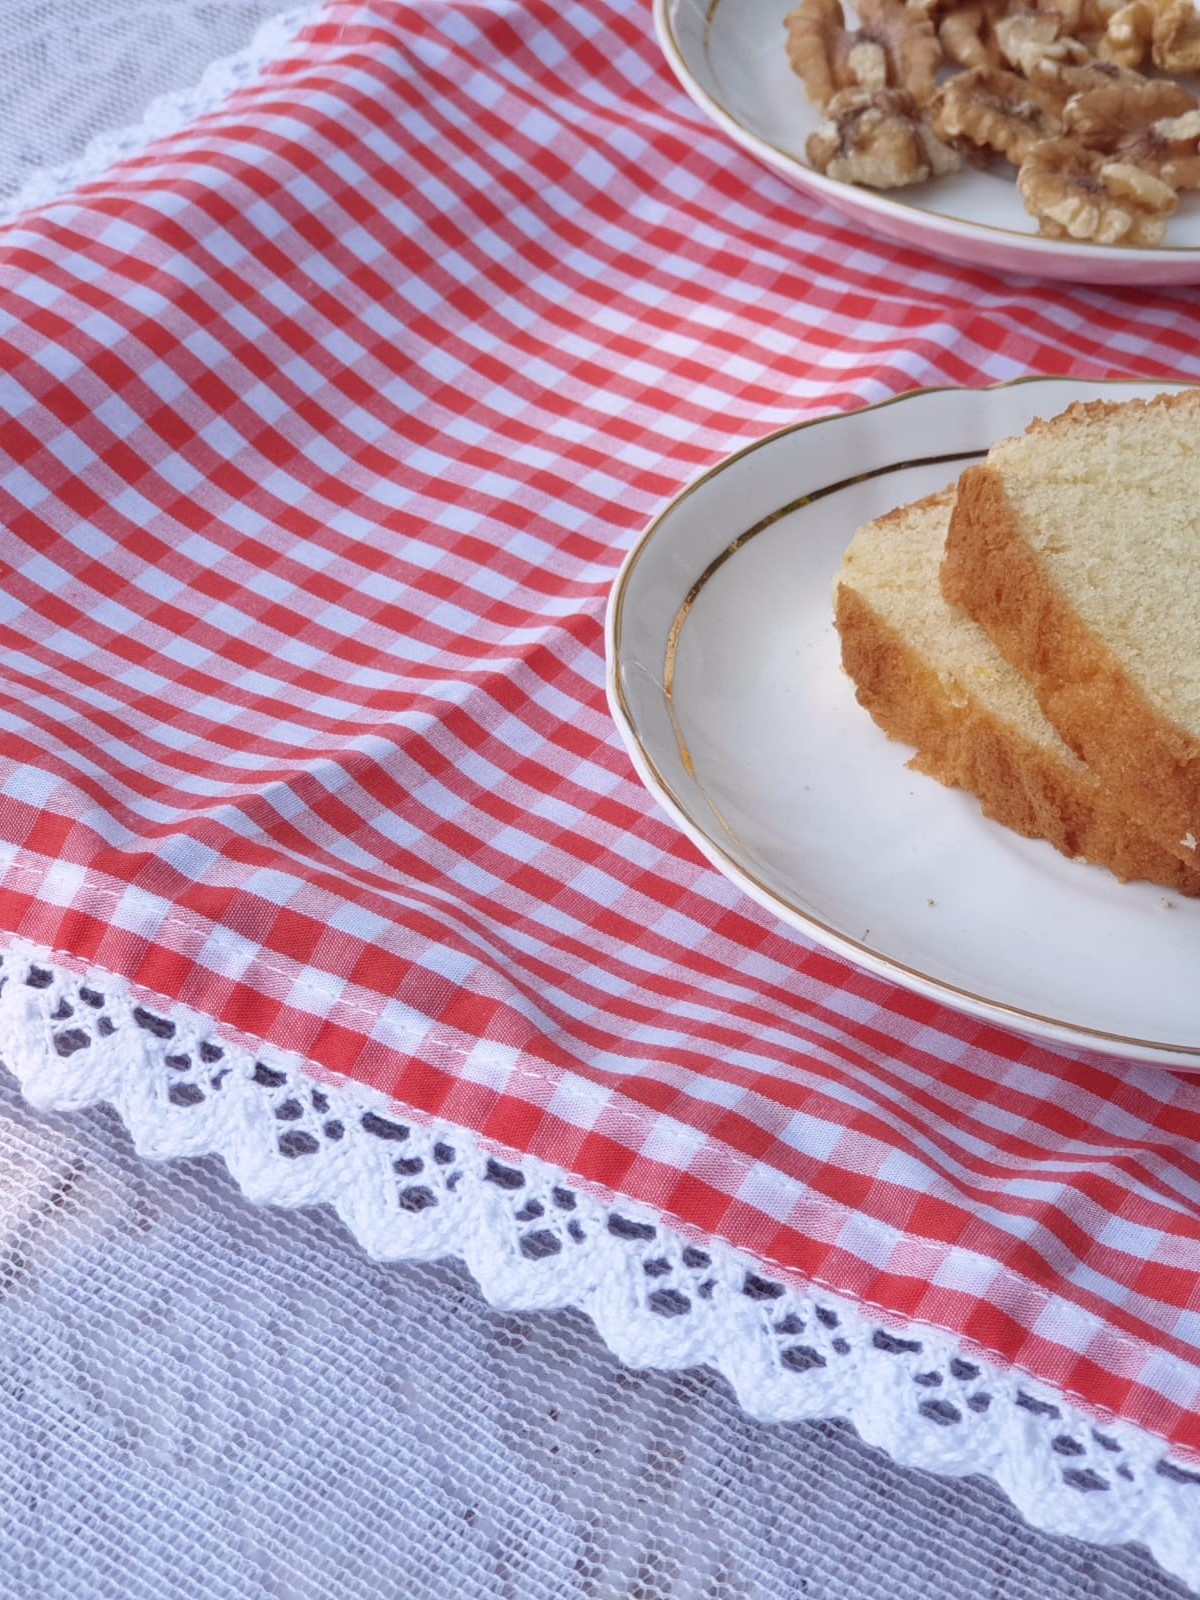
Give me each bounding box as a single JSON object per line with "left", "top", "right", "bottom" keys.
{"left": 807, "top": 87, "right": 962, "bottom": 185}
{"left": 995, "top": 11, "right": 1090, "bottom": 74}
{"left": 785, "top": 0, "right": 942, "bottom": 106}
{"left": 1152, "top": 0, "right": 1200, "bottom": 71}
{"left": 938, "top": 1, "right": 1006, "bottom": 69}
{"left": 1018, "top": 135, "right": 1178, "bottom": 242}
{"left": 931, "top": 66, "right": 1062, "bottom": 163}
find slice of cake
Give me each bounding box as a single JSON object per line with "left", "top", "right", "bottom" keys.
{"left": 941, "top": 388, "right": 1200, "bottom": 864}
{"left": 835, "top": 486, "right": 1200, "bottom": 893}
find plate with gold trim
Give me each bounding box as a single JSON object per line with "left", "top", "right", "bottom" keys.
{"left": 655, "top": 0, "right": 1200, "bottom": 285}
{"left": 605, "top": 378, "right": 1200, "bottom": 1067}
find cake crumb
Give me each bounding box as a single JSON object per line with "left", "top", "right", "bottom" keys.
{"left": 1182, "top": 834, "right": 1197, "bottom": 852}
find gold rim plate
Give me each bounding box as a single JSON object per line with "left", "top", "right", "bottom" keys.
{"left": 606, "top": 379, "right": 1200, "bottom": 1068}
{"left": 655, "top": 0, "right": 1200, "bottom": 285}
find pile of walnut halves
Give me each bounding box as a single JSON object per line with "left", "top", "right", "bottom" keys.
{"left": 785, "top": 0, "right": 1200, "bottom": 245}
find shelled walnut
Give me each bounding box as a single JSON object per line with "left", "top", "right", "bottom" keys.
{"left": 786, "top": 0, "right": 942, "bottom": 106}
{"left": 1067, "top": 89, "right": 1200, "bottom": 185}
{"left": 1063, "top": 74, "right": 1196, "bottom": 135}
{"left": 1153, "top": 0, "right": 1200, "bottom": 70}
{"left": 1025, "top": 52, "right": 1142, "bottom": 113}
{"left": 808, "top": 87, "right": 962, "bottom": 183}
{"left": 938, "top": 2, "right": 1008, "bottom": 70}
{"left": 1017, "top": 136, "right": 1178, "bottom": 239}
{"left": 995, "top": 11, "right": 1090, "bottom": 75}
{"left": 931, "top": 67, "right": 1061, "bottom": 163}
{"left": 1093, "top": 0, "right": 1156, "bottom": 67}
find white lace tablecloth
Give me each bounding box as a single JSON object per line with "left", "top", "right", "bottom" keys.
{"left": 0, "top": 0, "right": 285, "bottom": 207}
{"left": 0, "top": 1059, "right": 1185, "bottom": 1600}
{"left": 0, "top": 5, "right": 1197, "bottom": 1597}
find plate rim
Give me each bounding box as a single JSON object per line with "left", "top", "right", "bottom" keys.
{"left": 654, "top": 0, "right": 1200, "bottom": 266}
{"left": 606, "top": 377, "right": 1200, "bottom": 1067}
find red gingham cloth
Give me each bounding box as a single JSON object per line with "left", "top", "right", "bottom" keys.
{"left": 4, "top": 0, "right": 1200, "bottom": 1455}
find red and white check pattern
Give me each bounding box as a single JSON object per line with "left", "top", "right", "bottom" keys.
{"left": 3, "top": 0, "right": 1200, "bottom": 1454}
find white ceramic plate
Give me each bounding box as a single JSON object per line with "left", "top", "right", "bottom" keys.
{"left": 656, "top": 0, "right": 1200, "bottom": 285}
{"left": 606, "top": 378, "right": 1200, "bottom": 1068}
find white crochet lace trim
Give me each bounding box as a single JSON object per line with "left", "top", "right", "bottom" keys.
{"left": 0, "top": 4, "right": 320, "bottom": 228}
{"left": 0, "top": 937, "right": 1197, "bottom": 1587}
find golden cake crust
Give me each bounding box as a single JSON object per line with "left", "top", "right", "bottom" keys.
{"left": 942, "top": 450, "right": 1200, "bottom": 864}
{"left": 837, "top": 485, "right": 1200, "bottom": 892}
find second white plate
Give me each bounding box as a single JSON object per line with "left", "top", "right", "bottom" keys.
{"left": 656, "top": 0, "right": 1200, "bottom": 285}
{"left": 606, "top": 378, "right": 1200, "bottom": 1068}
